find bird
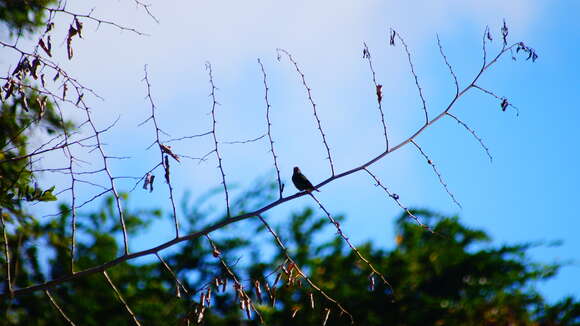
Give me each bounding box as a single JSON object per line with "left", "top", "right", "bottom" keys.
{"left": 292, "top": 167, "right": 320, "bottom": 192}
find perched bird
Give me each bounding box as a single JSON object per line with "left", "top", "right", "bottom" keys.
{"left": 292, "top": 167, "right": 320, "bottom": 192}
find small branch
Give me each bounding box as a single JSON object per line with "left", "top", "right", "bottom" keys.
{"left": 155, "top": 253, "right": 189, "bottom": 296}
{"left": 389, "top": 29, "right": 429, "bottom": 125}
{"left": 103, "top": 271, "right": 142, "bottom": 326}
{"left": 308, "top": 194, "right": 394, "bottom": 293}
{"left": 142, "top": 65, "right": 179, "bottom": 238}
{"left": 446, "top": 112, "right": 492, "bottom": 162}
{"left": 277, "top": 48, "right": 335, "bottom": 176}
{"left": 45, "top": 290, "right": 77, "bottom": 326}
{"left": 258, "top": 215, "right": 354, "bottom": 324}
{"left": 436, "top": 34, "right": 459, "bottom": 96}
{"left": 130, "top": 0, "right": 160, "bottom": 23}
{"left": 221, "top": 133, "right": 267, "bottom": 145}
{"left": 258, "top": 59, "right": 284, "bottom": 198}
{"left": 410, "top": 140, "right": 462, "bottom": 209}
{"left": 363, "top": 168, "right": 432, "bottom": 231}
{"left": 363, "top": 42, "right": 389, "bottom": 150}
{"left": 472, "top": 84, "right": 520, "bottom": 116}
{"left": 206, "top": 62, "right": 231, "bottom": 217}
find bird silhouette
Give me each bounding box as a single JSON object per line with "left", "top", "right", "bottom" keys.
{"left": 292, "top": 167, "right": 320, "bottom": 192}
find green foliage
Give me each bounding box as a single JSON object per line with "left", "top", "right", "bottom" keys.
{"left": 0, "top": 0, "right": 56, "bottom": 35}
{"left": 1, "top": 191, "right": 578, "bottom": 325}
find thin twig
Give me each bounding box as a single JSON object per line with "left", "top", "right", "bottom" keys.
{"left": 258, "top": 58, "right": 284, "bottom": 198}
{"left": 446, "top": 112, "right": 492, "bottom": 162}
{"left": 410, "top": 140, "right": 462, "bottom": 208}
{"left": 363, "top": 42, "right": 389, "bottom": 150}
{"left": 390, "top": 29, "right": 429, "bottom": 125}
{"left": 103, "top": 271, "right": 142, "bottom": 326}
{"left": 436, "top": 34, "right": 459, "bottom": 96}
{"left": 363, "top": 168, "right": 433, "bottom": 231}
{"left": 1, "top": 211, "right": 12, "bottom": 296}
{"left": 156, "top": 253, "right": 189, "bottom": 296}
{"left": 45, "top": 290, "right": 77, "bottom": 326}
{"left": 258, "top": 215, "right": 354, "bottom": 324}
{"left": 206, "top": 62, "right": 231, "bottom": 217}
{"left": 277, "top": 48, "right": 335, "bottom": 176}
{"left": 308, "top": 194, "right": 394, "bottom": 293}
{"left": 141, "top": 65, "right": 179, "bottom": 238}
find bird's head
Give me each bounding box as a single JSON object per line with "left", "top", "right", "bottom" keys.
{"left": 293, "top": 166, "right": 300, "bottom": 173}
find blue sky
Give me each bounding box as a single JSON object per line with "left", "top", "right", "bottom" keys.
{"left": 2, "top": 0, "right": 579, "bottom": 302}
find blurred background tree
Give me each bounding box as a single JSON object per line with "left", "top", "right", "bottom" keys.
{"left": 2, "top": 188, "right": 579, "bottom": 325}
